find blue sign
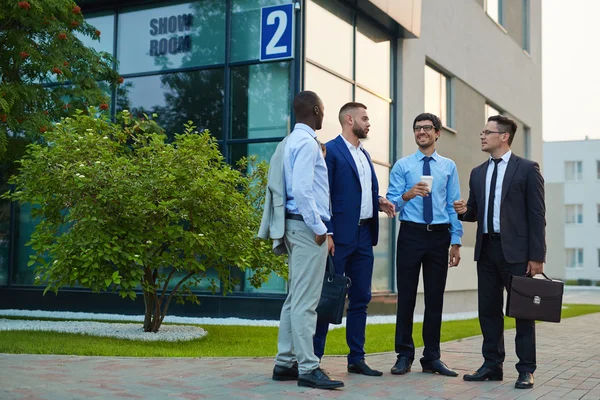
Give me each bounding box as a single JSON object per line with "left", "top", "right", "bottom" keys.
{"left": 260, "top": 4, "right": 294, "bottom": 61}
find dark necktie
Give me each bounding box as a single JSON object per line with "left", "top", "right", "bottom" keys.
{"left": 422, "top": 156, "right": 433, "bottom": 224}
{"left": 487, "top": 158, "right": 502, "bottom": 234}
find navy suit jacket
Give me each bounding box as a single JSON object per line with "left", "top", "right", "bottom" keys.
{"left": 324, "top": 135, "right": 379, "bottom": 246}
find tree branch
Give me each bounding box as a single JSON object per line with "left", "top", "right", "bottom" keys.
{"left": 159, "top": 271, "right": 194, "bottom": 324}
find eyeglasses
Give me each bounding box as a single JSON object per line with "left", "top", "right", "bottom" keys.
{"left": 414, "top": 125, "right": 434, "bottom": 132}
{"left": 481, "top": 130, "right": 507, "bottom": 136}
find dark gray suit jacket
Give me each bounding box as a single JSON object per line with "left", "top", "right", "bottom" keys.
{"left": 458, "top": 153, "right": 546, "bottom": 263}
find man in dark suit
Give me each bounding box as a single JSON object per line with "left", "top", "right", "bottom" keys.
{"left": 454, "top": 115, "right": 546, "bottom": 390}
{"left": 313, "top": 102, "right": 395, "bottom": 376}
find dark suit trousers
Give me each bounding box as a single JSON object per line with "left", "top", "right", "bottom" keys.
{"left": 395, "top": 224, "right": 450, "bottom": 362}
{"left": 478, "top": 236, "right": 536, "bottom": 373}
{"left": 313, "top": 224, "right": 374, "bottom": 364}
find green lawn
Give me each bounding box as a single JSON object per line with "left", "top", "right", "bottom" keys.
{"left": 0, "top": 304, "right": 598, "bottom": 358}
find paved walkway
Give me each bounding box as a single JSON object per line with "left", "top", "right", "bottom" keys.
{"left": 1, "top": 313, "right": 600, "bottom": 400}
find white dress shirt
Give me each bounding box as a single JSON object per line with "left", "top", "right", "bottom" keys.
{"left": 340, "top": 135, "right": 373, "bottom": 219}
{"left": 483, "top": 150, "right": 512, "bottom": 234}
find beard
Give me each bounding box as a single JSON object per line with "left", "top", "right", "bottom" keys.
{"left": 352, "top": 125, "right": 368, "bottom": 140}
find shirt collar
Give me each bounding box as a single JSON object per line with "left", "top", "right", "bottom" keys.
{"left": 294, "top": 123, "right": 317, "bottom": 138}
{"left": 489, "top": 150, "right": 512, "bottom": 164}
{"left": 340, "top": 134, "right": 363, "bottom": 151}
{"left": 416, "top": 149, "right": 439, "bottom": 161}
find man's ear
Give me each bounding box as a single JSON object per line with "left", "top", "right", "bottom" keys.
{"left": 314, "top": 106, "right": 319, "bottom": 115}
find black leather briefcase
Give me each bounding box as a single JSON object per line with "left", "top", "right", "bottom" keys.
{"left": 506, "top": 273, "right": 564, "bottom": 323}
{"left": 316, "top": 255, "right": 351, "bottom": 325}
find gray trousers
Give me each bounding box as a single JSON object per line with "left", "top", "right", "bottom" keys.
{"left": 275, "top": 219, "right": 327, "bottom": 374}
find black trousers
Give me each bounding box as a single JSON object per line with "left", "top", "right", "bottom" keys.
{"left": 395, "top": 224, "right": 450, "bottom": 362}
{"left": 478, "top": 236, "right": 536, "bottom": 373}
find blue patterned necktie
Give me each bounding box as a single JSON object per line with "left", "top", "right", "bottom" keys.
{"left": 422, "top": 156, "right": 433, "bottom": 224}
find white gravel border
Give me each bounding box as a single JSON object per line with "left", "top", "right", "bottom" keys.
{"left": 0, "top": 318, "right": 207, "bottom": 342}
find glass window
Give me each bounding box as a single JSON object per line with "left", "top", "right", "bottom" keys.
{"left": 597, "top": 160, "right": 600, "bottom": 180}
{"left": 485, "top": 0, "right": 502, "bottom": 25}
{"left": 524, "top": 126, "right": 531, "bottom": 159}
{"left": 485, "top": 103, "right": 501, "bottom": 122}
{"left": 424, "top": 65, "right": 449, "bottom": 127}
{"left": 0, "top": 177, "right": 8, "bottom": 286}
{"left": 77, "top": 13, "right": 115, "bottom": 55}
{"left": 597, "top": 204, "right": 600, "bottom": 224}
{"left": 566, "top": 248, "right": 584, "bottom": 269}
{"left": 356, "top": 18, "right": 390, "bottom": 96}
{"left": 306, "top": 0, "right": 353, "bottom": 79}
{"left": 230, "top": 62, "right": 291, "bottom": 140}
{"left": 372, "top": 163, "right": 391, "bottom": 291}
{"left": 230, "top": 0, "right": 288, "bottom": 62}
{"left": 565, "top": 161, "right": 583, "bottom": 181}
{"left": 117, "top": 1, "right": 226, "bottom": 75}
{"left": 230, "top": 141, "right": 279, "bottom": 166}
{"left": 13, "top": 204, "right": 37, "bottom": 285}
{"left": 304, "top": 63, "right": 353, "bottom": 144}
{"left": 116, "top": 69, "right": 224, "bottom": 140}
{"left": 522, "top": 0, "right": 530, "bottom": 52}
{"left": 356, "top": 88, "right": 390, "bottom": 164}
{"left": 565, "top": 204, "right": 583, "bottom": 225}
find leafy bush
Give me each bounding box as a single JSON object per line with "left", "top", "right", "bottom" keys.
{"left": 5, "top": 110, "right": 286, "bottom": 332}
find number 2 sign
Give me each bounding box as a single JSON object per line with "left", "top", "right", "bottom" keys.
{"left": 260, "top": 4, "right": 294, "bottom": 61}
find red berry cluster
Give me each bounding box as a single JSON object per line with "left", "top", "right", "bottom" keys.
{"left": 18, "top": 2, "right": 30, "bottom": 10}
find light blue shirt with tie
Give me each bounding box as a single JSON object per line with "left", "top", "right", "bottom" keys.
{"left": 386, "top": 150, "right": 463, "bottom": 245}
{"left": 284, "top": 123, "right": 331, "bottom": 235}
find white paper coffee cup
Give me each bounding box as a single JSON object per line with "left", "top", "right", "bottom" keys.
{"left": 420, "top": 175, "right": 434, "bottom": 192}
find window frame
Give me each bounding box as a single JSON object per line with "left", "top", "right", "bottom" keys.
{"left": 424, "top": 63, "right": 454, "bottom": 130}
{"left": 565, "top": 161, "right": 583, "bottom": 182}
{"left": 566, "top": 248, "right": 584, "bottom": 270}
{"left": 565, "top": 204, "right": 583, "bottom": 225}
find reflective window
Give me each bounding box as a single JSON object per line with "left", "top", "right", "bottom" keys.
{"left": 230, "top": 0, "right": 288, "bottom": 62}
{"left": 356, "top": 88, "right": 390, "bottom": 164}
{"left": 117, "top": 1, "right": 226, "bottom": 75}
{"left": 564, "top": 161, "right": 583, "bottom": 181}
{"left": 77, "top": 14, "right": 115, "bottom": 55}
{"left": 306, "top": 0, "right": 353, "bottom": 79}
{"left": 0, "top": 171, "right": 8, "bottom": 286}
{"left": 425, "top": 65, "right": 449, "bottom": 127}
{"left": 14, "top": 204, "right": 37, "bottom": 285}
{"left": 231, "top": 62, "right": 291, "bottom": 140}
{"left": 230, "top": 141, "right": 279, "bottom": 166}
{"left": 356, "top": 18, "right": 390, "bottom": 96}
{"left": 304, "top": 63, "right": 353, "bottom": 144}
{"left": 485, "top": 103, "right": 501, "bottom": 122}
{"left": 565, "top": 204, "right": 583, "bottom": 225}
{"left": 566, "top": 248, "right": 584, "bottom": 269}
{"left": 117, "top": 70, "right": 224, "bottom": 140}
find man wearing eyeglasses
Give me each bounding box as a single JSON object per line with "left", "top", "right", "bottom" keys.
{"left": 386, "top": 113, "right": 463, "bottom": 377}
{"left": 453, "top": 115, "right": 546, "bottom": 389}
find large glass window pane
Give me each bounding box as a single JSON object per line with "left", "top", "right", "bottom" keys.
{"left": 304, "top": 64, "right": 352, "bottom": 144}
{"left": 355, "top": 88, "right": 390, "bottom": 164}
{"left": 0, "top": 173, "right": 8, "bottom": 286}
{"left": 425, "top": 65, "right": 448, "bottom": 127}
{"left": 231, "top": 0, "right": 289, "bottom": 62}
{"left": 306, "top": 0, "right": 353, "bottom": 79}
{"left": 230, "top": 141, "right": 279, "bottom": 166}
{"left": 13, "top": 204, "right": 37, "bottom": 285}
{"left": 373, "top": 164, "right": 391, "bottom": 292}
{"left": 117, "top": 69, "right": 224, "bottom": 140}
{"left": 77, "top": 14, "right": 115, "bottom": 55}
{"left": 118, "top": 1, "right": 226, "bottom": 75}
{"left": 356, "top": 18, "right": 390, "bottom": 96}
{"left": 231, "top": 62, "right": 291, "bottom": 140}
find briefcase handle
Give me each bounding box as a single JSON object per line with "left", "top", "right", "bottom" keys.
{"left": 325, "top": 255, "right": 351, "bottom": 287}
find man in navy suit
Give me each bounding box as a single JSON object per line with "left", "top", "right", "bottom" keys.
{"left": 313, "top": 102, "right": 396, "bottom": 376}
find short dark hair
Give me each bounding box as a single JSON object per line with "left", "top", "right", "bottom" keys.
{"left": 338, "top": 102, "right": 367, "bottom": 125}
{"left": 413, "top": 113, "right": 442, "bottom": 131}
{"left": 293, "top": 90, "right": 321, "bottom": 120}
{"left": 487, "top": 115, "right": 517, "bottom": 145}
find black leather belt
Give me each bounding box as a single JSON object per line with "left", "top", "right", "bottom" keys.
{"left": 401, "top": 221, "right": 450, "bottom": 232}
{"left": 483, "top": 233, "right": 501, "bottom": 240}
{"left": 358, "top": 218, "right": 372, "bottom": 226}
{"left": 286, "top": 213, "right": 328, "bottom": 224}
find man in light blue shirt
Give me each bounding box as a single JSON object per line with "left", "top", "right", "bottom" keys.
{"left": 386, "top": 113, "right": 463, "bottom": 377}
{"left": 272, "top": 91, "right": 344, "bottom": 390}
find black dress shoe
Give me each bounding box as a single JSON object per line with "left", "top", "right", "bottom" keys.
{"left": 272, "top": 362, "right": 298, "bottom": 381}
{"left": 420, "top": 359, "right": 458, "bottom": 377}
{"left": 298, "top": 367, "right": 344, "bottom": 390}
{"left": 348, "top": 359, "right": 383, "bottom": 376}
{"left": 463, "top": 365, "right": 503, "bottom": 381}
{"left": 391, "top": 356, "right": 413, "bottom": 375}
{"left": 515, "top": 372, "right": 534, "bottom": 389}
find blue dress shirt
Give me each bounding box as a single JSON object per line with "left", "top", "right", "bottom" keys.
{"left": 386, "top": 150, "right": 463, "bottom": 245}
{"left": 284, "top": 123, "right": 331, "bottom": 235}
